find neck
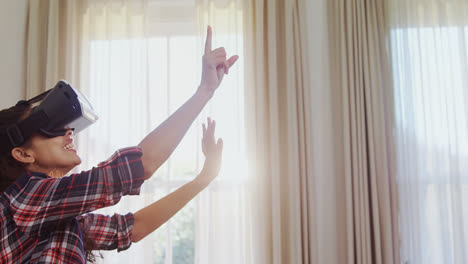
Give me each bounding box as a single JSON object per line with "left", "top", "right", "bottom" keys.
{"left": 26, "top": 165, "right": 69, "bottom": 178}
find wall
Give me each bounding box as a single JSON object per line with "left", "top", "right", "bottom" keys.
{"left": 0, "top": 0, "right": 28, "bottom": 109}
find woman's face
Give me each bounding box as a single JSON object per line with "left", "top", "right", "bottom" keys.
{"left": 23, "top": 129, "right": 81, "bottom": 177}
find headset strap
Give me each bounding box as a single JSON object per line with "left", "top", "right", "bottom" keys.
{"left": 0, "top": 90, "right": 52, "bottom": 153}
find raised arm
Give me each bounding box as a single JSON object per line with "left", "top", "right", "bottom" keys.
{"left": 132, "top": 118, "right": 223, "bottom": 242}
{"left": 138, "top": 26, "right": 238, "bottom": 180}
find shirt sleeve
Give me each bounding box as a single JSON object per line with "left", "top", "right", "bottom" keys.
{"left": 8, "top": 147, "right": 145, "bottom": 235}
{"left": 77, "top": 213, "right": 135, "bottom": 252}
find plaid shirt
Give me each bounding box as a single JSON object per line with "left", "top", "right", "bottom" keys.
{"left": 0, "top": 147, "right": 145, "bottom": 264}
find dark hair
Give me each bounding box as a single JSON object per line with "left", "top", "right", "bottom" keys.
{"left": 0, "top": 101, "right": 31, "bottom": 193}
{"left": 0, "top": 101, "right": 100, "bottom": 263}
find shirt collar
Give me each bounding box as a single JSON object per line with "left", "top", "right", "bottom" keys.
{"left": 27, "top": 171, "right": 51, "bottom": 179}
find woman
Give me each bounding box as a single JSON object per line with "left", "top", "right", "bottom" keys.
{"left": 0, "top": 26, "right": 238, "bottom": 263}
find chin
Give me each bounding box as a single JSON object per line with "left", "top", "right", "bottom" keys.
{"left": 73, "top": 155, "right": 82, "bottom": 166}
{"left": 63, "top": 160, "right": 82, "bottom": 176}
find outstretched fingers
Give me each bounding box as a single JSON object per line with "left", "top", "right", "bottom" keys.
{"left": 202, "top": 118, "right": 219, "bottom": 150}
{"left": 217, "top": 138, "right": 223, "bottom": 152}
{"left": 207, "top": 117, "right": 215, "bottom": 140}
{"left": 202, "top": 123, "right": 207, "bottom": 137}
{"left": 204, "top": 26, "right": 212, "bottom": 55}
{"left": 201, "top": 118, "right": 223, "bottom": 161}
{"left": 227, "top": 55, "right": 239, "bottom": 68}
{"left": 220, "top": 55, "right": 238, "bottom": 75}
{"left": 202, "top": 26, "right": 239, "bottom": 78}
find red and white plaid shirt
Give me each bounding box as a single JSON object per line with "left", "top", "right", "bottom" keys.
{"left": 0, "top": 147, "right": 145, "bottom": 263}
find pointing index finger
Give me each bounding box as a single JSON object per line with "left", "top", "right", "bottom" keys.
{"left": 204, "top": 25, "right": 212, "bottom": 54}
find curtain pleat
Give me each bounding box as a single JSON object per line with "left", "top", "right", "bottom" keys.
{"left": 244, "top": 0, "right": 347, "bottom": 263}
{"left": 328, "top": 0, "right": 400, "bottom": 263}
{"left": 25, "top": 0, "right": 84, "bottom": 98}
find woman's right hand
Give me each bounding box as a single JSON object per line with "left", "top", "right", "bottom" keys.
{"left": 197, "top": 117, "right": 223, "bottom": 185}
{"left": 198, "top": 26, "right": 239, "bottom": 97}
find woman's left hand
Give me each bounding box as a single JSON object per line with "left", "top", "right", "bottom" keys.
{"left": 198, "top": 117, "right": 223, "bottom": 185}
{"left": 198, "top": 26, "right": 239, "bottom": 96}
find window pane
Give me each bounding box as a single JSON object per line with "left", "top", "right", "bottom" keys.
{"left": 171, "top": 200, "right": 195, "bottom": 264}
{"left": 391, "top": 26, "right": 468, "bottom": 264}
{"left": 85, "top": 29, "right": 245, "bottom": 264}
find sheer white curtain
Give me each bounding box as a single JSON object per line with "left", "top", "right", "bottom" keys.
{"left": 72, "top": 0, "right": 246, "bottom": 263}
{"left": 387, "top": 1, "right": 468, "bottom": 263}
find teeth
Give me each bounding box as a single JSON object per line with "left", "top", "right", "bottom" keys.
{"left": 64, "top": 143, "right": 75, "bottom": 150}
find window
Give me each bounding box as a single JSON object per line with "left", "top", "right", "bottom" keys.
{"left": 391, "top": 26, "right": 468, "bottom": 264}
{"left": 75, "top": 5, "right": 246, "bottom": 262}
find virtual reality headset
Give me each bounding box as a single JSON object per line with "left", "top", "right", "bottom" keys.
{"left": 0, "top": 80, "right": 98, "bottom": 153}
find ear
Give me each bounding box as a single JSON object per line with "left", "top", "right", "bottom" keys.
{"left": 11, "top": 147, "right": 35, "bottom": 164}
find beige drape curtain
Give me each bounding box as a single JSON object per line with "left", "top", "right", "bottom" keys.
{"left": 25, "top": 0, "right": 84, "bottom": 98}
{"left": 243, "top": 0, "right": 312, "bottom": 263}
{"left": 243, "top": 0, "right": 345, "bottom": 263}
{"left": 328, "top": 1, "right": 399, "bottom": 264}
{"left": 243, "top": 0, "right": 400, "bottom": 263}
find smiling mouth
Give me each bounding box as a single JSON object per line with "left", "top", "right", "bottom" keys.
{"left": 64, "top": 143, "right": 76, "bottom": 151}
